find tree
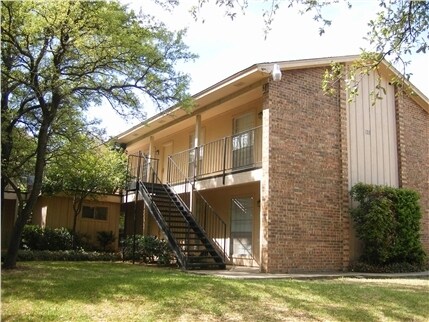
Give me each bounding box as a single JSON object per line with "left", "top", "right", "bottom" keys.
{"left": 43, "top": 135, "right": 127, "bottom": 246}
{"left": 190, "top": 0, "right": 428, "bottom": 98}
{"left": 1, "top": 0, "right": 196, "bottom": 268}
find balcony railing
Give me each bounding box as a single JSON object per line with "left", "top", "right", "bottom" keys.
{"left": 168, "top": 126, "right": 262, "bottom": 186}
{"left": 126, "top": 153, "right": 158, "bottom": 190}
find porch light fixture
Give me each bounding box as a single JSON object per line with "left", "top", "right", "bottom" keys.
{"left": 271, "top": 64, "right": 282, "bottom": 81}
{"left": 258, "top": 63, "right": 282, "bottom": 82}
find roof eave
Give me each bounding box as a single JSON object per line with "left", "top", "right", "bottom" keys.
{"left": 114, "top": 54, "right": 428, "bottom": 142}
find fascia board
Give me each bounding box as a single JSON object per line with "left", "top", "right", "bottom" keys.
{"left": 115, "top": 54, "right": 427, "bottom": 142}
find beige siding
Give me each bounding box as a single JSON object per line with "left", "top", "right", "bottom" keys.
{"left": 200, "top": 182, "right": 260, "bottom": 266}
{"left": 126, "top": 100, "right": 262, "bottom": 157}
{"left": 33, "top": 195, "right": 121, "bottom": 250}
{"left": 347, "top": 72, "right": 398, "bottom": 188}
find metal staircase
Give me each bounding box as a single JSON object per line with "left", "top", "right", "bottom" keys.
{"left": 126, "top": 152, "right": 226, "bottom": 270}
{"left": 139, "top": 182, "right": 225, "bottom": 269}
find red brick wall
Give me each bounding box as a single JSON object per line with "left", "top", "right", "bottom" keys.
{"left": 261, "top": 67, "right": 347, "bottom": 273}
{"left": 396, "top": 92, "right": 429, "bottom": 255}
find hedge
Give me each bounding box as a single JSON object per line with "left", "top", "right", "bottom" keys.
{"left": 1, "top": 250, "right": 121, "bottom": 262}
{"left": 350, "top": 183, "right": 427, "bottom": 267}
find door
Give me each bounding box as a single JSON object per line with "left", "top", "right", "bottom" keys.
{"left": 232, "top": 113, "right": 255, "bottom": 169}
{"left": 230, "top": 197, "right": 253, "bottom": 257}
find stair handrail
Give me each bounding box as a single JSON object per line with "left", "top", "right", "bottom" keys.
{"left": 167, "top": 156, "right": 228, "bottom": 262}
{"left": 134, "top": 154, "right": 192, "bottom": 268}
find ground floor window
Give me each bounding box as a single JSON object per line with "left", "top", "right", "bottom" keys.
{"left": 230, "top": 197, "right": 253, "bottom": 257}
{"left": 82, "top": 206, "right": 108, "bottom": 221}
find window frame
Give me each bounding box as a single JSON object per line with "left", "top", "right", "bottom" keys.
{"left": 230, "top": 196, "right": 254, "bottom": 257}
{"left": 82, "top": 205, "right": 108, "bottom": 221}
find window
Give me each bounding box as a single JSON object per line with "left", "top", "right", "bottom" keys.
{"left": 82, "top": 206, "right": 108, "bottom": 221}
{"left": 233, "top": 113, "right": 255, "bottom": 168}
{"left": 230, "top": 197, "right": 253, "bottom": 257}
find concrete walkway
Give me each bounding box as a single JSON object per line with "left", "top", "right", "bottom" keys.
{"left": 189, "top": 266, "right": 429, "bottom": 280}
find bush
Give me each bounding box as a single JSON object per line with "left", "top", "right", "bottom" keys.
{"left": 44, "top": 227, "right": 73, "bottom": 251}
{"left": 350, "top": 183, "right": 427, "bottom": 267}
{"left": 21, "top": 225, "right": 73, "bottom": 251}
{"left": 1, "top": 250, "right": 121, "bottom": 262}
{"left": 349, "top": 261, "right": 429, "bottom": 273}
{"left": 20, "top": 225, "right": 96, "bottom": 251}
{"left": 21, "top": 225, "right": 45, "bottom": 250}
{"left": 97, "top": 231, "right": 116, "bottom": 251}
{"left": 121, "top": 235, "right": 175, "bottom": 265}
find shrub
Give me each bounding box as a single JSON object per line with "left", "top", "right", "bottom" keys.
{"left": 43, "top": 227, "right": 73, "bottom": 251}
{"left": 1, "top": 250, "right": 121, "bottom": 262}
{"left": 350, "top": 183, "right": 427, "bottom": 267}
{"left": 121, "top": 235, "right": 175, "bottom": 265}
{"left": 21, "top": 225, "right": 45, "bottom": 250}
{"left": 21, "top": 225, "right": 73, "bottom": 251}
{"left": 97, "top": 231, "right": 116, "bottom": 251}
{"left": 349, "top": 261, "right": 429, "bottom": 273}
{"left": 73, "top": 232, "right": 94, "bottom": 251}
{"left": 20, "top": 225, "right": 93, "bottom": 251}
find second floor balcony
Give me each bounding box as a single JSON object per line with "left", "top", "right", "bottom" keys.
{"left": 167, "top": 126, "right": 262, "bottom": 186}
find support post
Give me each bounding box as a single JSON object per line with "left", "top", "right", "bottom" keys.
{"left": 132, "top": 151, "right": 143, "bottom": 264}
{"left": 194, "top": 115, "right": 201, "bottom": 182}
{"left": 222, "top": 137, "right": 227, "bottom": 185}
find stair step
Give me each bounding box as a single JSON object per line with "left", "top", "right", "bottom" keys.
{"left": 168, "top": 225, "right": 195, "bottom": 229}
{"left": 185, "top": 262, "right": 226, "bottom": 270}
{"left": 159, "top": 212, "right": 183, "bottom": 217}
{"left": 140, "top": 181, "right": 226, "bottom": 271}
{"left": 174, "top": 237, "right": 205, "bottom": 242}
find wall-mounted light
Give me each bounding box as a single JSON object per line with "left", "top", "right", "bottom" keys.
{"left": 155, "top": 149, "right": 159, "bottom": 156}
{"left": 271, "top": 64, "right": 282, "bottom": 81}
{"left": 257, "top": 63, "right": 282, "bottom": 82}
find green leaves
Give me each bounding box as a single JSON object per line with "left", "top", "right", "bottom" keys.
{"left": 44, "top": 136, "right": 127, "bottom": 198}
{"left": 189, "top": 0, "right": 427, "bottom": 102}
{"left": 350, "top": 183, "right": 426, "bottom": 266}
{"left": 1, "top": 0, "right": 195, "bottom": 199}
{"left": 2, "top": 0, "right": 196, "bottom": 128}
{"left": 2, "top": 0, "right": 195, "bottom": 269}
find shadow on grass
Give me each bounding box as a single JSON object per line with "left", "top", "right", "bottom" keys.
{"left": 244, "top": 279, "right": 429, "bottom": 321}
{"left": 2, "top": 262, "right": 429, "bottom": 321}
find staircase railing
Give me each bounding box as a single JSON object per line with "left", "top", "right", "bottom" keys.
{"left": 126, "top": 152, "right": 158, "bottom": 188}
{"left": 138, "top": 180, "right": 188, "bottom": 268}
{"left": 167, "top": 156, "right": 228, "bottom": 262}
{"left": 128, "top": 152, "right": 189, "bottom": 267}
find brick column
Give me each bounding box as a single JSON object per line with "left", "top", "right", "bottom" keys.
{"left": 395, "top": 89, "right": 429, "bottom": 254}
{"left": 338, "top": 77, "right": 350, "bottom": 271}
{"left": 260, "top": 82, "right": 270, "bottom": 273}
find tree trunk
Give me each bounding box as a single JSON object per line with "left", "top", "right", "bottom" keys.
{"left": 2, "top": 116, "right": 53, "bottom": 269}
{"left": 72, "top": 209, "right": 79, "bottom": 249}
{"left": 1, "top": 177, "right": 8, "bottom": 218}
{"left": 1, "top": 127, "right": 14, "bottom": 217}
{"left": 71, "top": 194, "right": 85, "bottom": 249}
{"left": 2, "top": 204, "right": 27, "bottom": 269}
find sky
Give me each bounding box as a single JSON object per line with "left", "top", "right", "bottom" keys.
{"left": 89, "top": 0, "right": 429, "bottom": 137}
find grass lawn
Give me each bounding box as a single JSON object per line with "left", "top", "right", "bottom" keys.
{"left": 1, "top": 262, "right": 428, "bottom": 322}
